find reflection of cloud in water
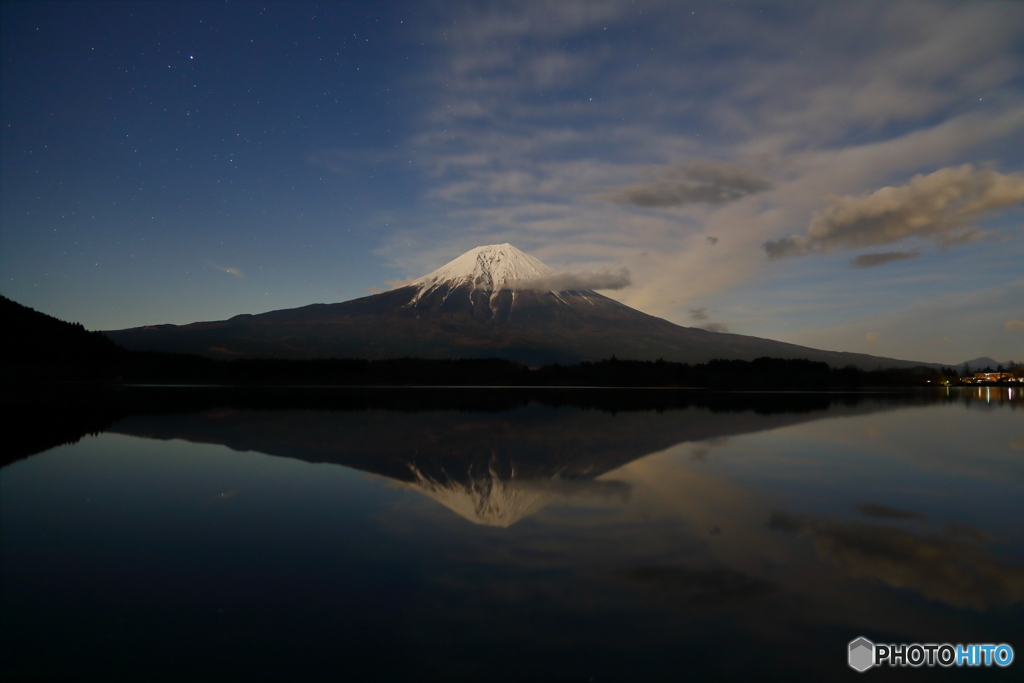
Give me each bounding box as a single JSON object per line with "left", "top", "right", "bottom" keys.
{"left": 768, "top": 511, "right": 1024, "bottom": 610}
{"left": 856, "top": 503, "right": 925, "bottom": 521}
{"left": 619, "top": 565, "right": 774, "bottom": 609}
{"left": 690, "top": 448, "right": 710, "bottom": 461}
{"left": 690, "top": 436, "right": 729, "bottom": 462}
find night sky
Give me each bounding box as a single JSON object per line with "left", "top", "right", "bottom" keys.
{"left": 2, "top": 1, "right": 1022, "bottom": 363}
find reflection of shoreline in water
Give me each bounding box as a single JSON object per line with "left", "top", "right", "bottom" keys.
{"left": 7, "top": 385, "right": 1018, "bottom": 467}
{"left": 4, "top": 385, "right": 854, "bottom": 468}
{"left": 100, "top": 391, "right": 935, "bottom": 526}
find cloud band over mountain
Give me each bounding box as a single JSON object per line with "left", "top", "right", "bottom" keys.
{"left": 505, "top": 267, "right": 632, "bottom": 292}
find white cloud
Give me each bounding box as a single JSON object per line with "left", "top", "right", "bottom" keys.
{"left": 765, "top": 165, "right": 1024, "bottom": 258}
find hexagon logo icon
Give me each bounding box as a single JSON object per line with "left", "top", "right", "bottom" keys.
{"left": 849, "top": 637, "right": 874, "bottom": 672}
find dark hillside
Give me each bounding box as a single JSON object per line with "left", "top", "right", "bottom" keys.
{"left": 1, "top": 295, "right": 126, "bottom": 380}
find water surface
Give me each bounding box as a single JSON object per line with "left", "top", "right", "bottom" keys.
{"left": 2, "top": 387, "right": 1021, "bottom": 681}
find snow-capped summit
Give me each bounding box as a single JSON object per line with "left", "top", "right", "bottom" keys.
{"left": 409, "top": 243, "right": 557, "bottom": 300}
{"left": 402, "top": 243, "right": 589, "bottom": 320}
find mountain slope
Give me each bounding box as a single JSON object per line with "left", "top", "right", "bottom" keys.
{"left": 104, "top": 244, "right": 939, "bottom": 369}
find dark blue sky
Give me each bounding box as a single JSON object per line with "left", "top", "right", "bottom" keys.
{"left": 2, "top": 1, "right": 432, "bottom": 321}
{"left": 2, "top": 1, "right": 1022, "bottom": 362}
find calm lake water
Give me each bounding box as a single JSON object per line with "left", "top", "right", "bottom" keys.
{"left": 2, "top": 387, "right": 1021, "bottom": 681}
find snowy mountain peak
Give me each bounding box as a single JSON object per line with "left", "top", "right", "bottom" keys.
{"left": 409, "top": 243, "right": 557, "bottom": 297}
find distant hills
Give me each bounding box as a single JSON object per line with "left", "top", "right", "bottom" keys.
{"left": 103, "top": 243, "right": 946, "bottom": 371}
{"left": 958, "top": 357, "right": 1014, "bottom": 370}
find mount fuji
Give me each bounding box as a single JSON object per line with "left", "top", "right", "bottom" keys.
{"left": 104, "top": 243, "right": 934, "bottom": 369}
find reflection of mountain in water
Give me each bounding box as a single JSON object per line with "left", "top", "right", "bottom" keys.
{"left": 409, "top": 467, "right": 549, "bottom": 528}
{"left": 106, "top": 392, "right": 917, "bottom": 526}
{"left": 408, "top": 463, "right": 632, "bottom": 527}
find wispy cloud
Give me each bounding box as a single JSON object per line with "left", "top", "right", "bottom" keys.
{"left": 1006, "top": 320, "right": 1024, "bottom": 331}
{"left": 207, "top": 262, "right": 244, "bottom": 278}
{"left": 603, "top": 161, "right": 773, "bottom": 208}
{"left": 383, "top": 276, "right": 417, "bottom": 290}
{"left": 851, "top": 250, "right": 920, "bottom": 268}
